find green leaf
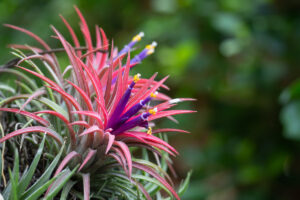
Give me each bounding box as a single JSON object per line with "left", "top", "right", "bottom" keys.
{"left": 177, "top": 171, "right": 192, "bottom": 196}
{"left": 113, "top": 186, "right": 132, "bottom": 199}
{"left": 9, "top": 168, "right": 18, "bottom": 200}
{"left": 39, "top": 97, "right": 69, "bottom": 120}
{"left": 40, "top": 60, "right": 63, "bottom": 89}
{"left": 132, "top": 174, "right": 172, "bottom": 197}
{"left": 112, "top": 178, "right": 137, "bottom": 197}
{"left": 44, "top": 166, "right": 78, "bottom": 200}
{"left": 60, "top": 181, "right": 77, "bottom": 200}
{"left": 0, "top": 68, "right": 38, "bottom": 90}
{"left": 24, "top": 175, "right": 58, "bottom": 200}
{"left": 0, "top": 84, "right": 15, "bottom": 94}
{"left": 95, "top": 179, "right": 108, "bottom": 196}
{"left": 12, "top": 148, "right": 19, "bottom": 190}
{"left": 5, "top": 149, "right": 20, "bottom": 200}
{"left": 133, "top": 159, "right": 170, "bottom": 184}
{"left": 22, "top": 142, "right": 65, "bottom": 198}
{"left": 15, "top": 81, "right": 34, "bottom": 94}
{"left": 18, "top": 135, "right": 46, "bottom": 194}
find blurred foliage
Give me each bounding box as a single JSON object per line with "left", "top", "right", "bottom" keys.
{"left": 1, "top": 0, "right": 300, "bottom": 199}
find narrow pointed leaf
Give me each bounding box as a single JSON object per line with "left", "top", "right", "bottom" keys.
{"left": 105, "top": 133, "right": 115, "bottom": 154}
{"left": 113, "top": 141, "right": 132, "bottom": 177}
{"left": 19, "top": 135, "right": 46, "bottom": 194}
{"left": 0, "top": 108, "right": 49, "bottom": 126}
{"left": 24, "top": 176, "right": 58, "bottom": 200}
{"left": 82, "top": 173, "right": 90, "bottom": 200}
{"left": 0, "top": 126, "right": 63, "bottom": 144}
{"left": 22, "top": 143, "right": 65, "bottom": 198}
{"left": 132, "top": 162, "right": 180, "bottom": 200}
{"left": 78, "top": 149, "right": 96, "bottom": 171}
{"left": 53, "top": 151, "right": 81, "bottom": 177}
{"left": 45, "top": 167, "right": 78, "bottom": 200}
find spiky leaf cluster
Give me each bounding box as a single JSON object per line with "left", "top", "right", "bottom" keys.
{"left": 0, "top": 7, "right": 194, "bottom": 199}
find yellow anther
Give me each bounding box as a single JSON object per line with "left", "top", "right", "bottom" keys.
{"left": 133, "top": 73, "right": 141, "bottom": 83}
{"left": 132, "top": 35, "right": 141, "bottom": 42}
{"left": 145, "top": 41, "right": 157, "bottom": 50}
{"left": 146, "top": 49, "right": 155, "bottom": 55}
{"left": 132, "top": 32, "right": 144, "bottom": 42}
{"left": 150, "top": 92, "right": 157, "bottom": 98}
{"left": 146, "top": 45, "right": 153, "bottom": 50}
{"left": 149, "top": 107, "right": 157, "bottom": 115}
{"left": 147, "top": 127, "right": 152, "bottom": 135}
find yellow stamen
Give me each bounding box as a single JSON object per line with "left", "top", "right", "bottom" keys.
{"left": 132, "top": 32, "right": 144, "bottom": 42}
{"left": 150, "top": 92, "right": 157, "bottom": 98}
{"left": 133, "top": 73, "right": 141, "bottom": 83}
{"left": 149, "top": 107, "right": 157, "bottom": 115}
{"left": 146, "top": 45, "right": 153, "bottom": 50}
{"left": 146, "top": 49, "right": 155, "bottom": 55}
{"left": 147, "top": 127, "right": 152, "bottom": 135}
{"left": 146, "top": 41, "right": 157, "bottom": 50}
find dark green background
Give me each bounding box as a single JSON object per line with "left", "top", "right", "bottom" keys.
{"left": 1, "top": 0, "right": 300, "bottom": 199}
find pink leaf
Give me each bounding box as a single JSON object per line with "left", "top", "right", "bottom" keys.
{"left": 156, "top": 92, "right": 171, "bottom": 101}
{"left": 67, "top": 80, "right": 94, "bottom": 112}
{"left": 70, "top": 121, "right": 89, "bottom": 128}
{"left": 107, "top": 61, "right": 123, "bottom": 115}
{"left": 74, "top": 6, "right": 93, "bottom": 61}
{"left": 137, "top": 75, "right": 170, "bottom": 104}
{"left": 53, "top": 151, "right": 81, "bottom": 177}
{"left": 82, "top": 173, "right": 90, "bottom": 200}
{"left": 152, "top": 128, "right": 190, "bottom": 134}
{"left": 149, "top": 110, "right": 196, "bottom": 121}
{"left": 134, "top": 181, "right": 152, "bottom": 200}
{"left": 0, "top": 108, "right": 49, "bottom": 127}
{"left": 132, "top": 162, "right": 180, "bottom": 200}
{"left": 95, "top": 98, "right": 108, "bottom": 127}
{"left": 111, "top": 147, "right": 128, "bottom": 174}
{"left": 51, "top": 26, "right": 89, "bottom": 96}
{"left": 118, "top": 132, "right": 176, "bottom": 156}
{"left": 126, "top": 73, "right": 157, "bottom": 109}
{"left": 4, "top": 24, "right": 51, "bottom": 51}
{"left": 96, "top": 28, "right": 109, "bottom": 74}
{"left": 17, "top": 54, "right": 60, "bottom": 77}
{"left": 74, "top": 55, "right": 104, "bottom": 106}
{"left": 72, "top": 111, "right": 104, "bottom": 129}
{"left": 35, "top": 110, "right": 76, "bottom": 146}
{"left": 104, "top": 44, "right": 114, "bottom": 105}
{"left": 19, "top": 90, "right": 45, "bottom": 111}
{"left": 79, "top": 125, "right": 102, "bottom": 137}
{"left": 47, "top": 86, "right": 82, "bottom": 112}
{"left": 59, "top": 15, "right": 81, "bottom": 57}
{"left": 126, "top": 142, "right": 163, "bottom": 157}
{"left": 17, "top": 66, "right": 61, "bottom": 89}
{"left": 113, "top": 141, "right": 132, "bottom": 177}
{"left": 46, "top": 151, "right": 81, "bottom": 196}
{"left": 108, "top": 152, "right": 126, "bottom": 172}
{"left": 79, "top": 150, "right": 96, "bottom": 171}
{"left": 105, "top": 133, "right": 115, "bottom": 154}
{"left": 122, "top": 52, "right": 131, "bottom": 93}
{"left": 127, "top": 132, "right": 178, "bottom": 155}
{"left": 95, "top": 25, "right": 102, "bottom": 68}
{"left": 0, "top": 126, "right": 62, "bottom": 144}
{"left": 116, "top": 132, "right": 148, "bottom": 144}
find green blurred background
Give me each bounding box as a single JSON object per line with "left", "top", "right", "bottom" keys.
{"left": 1, "top": 0, "right": 300, "bottom": 199}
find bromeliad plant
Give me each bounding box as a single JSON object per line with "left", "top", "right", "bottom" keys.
{"left": 0, "top": 7, "right": 195, "bottom": 199}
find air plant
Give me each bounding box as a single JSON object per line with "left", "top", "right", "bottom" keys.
{"left": 0, "top": 7, "right": 195, "bottom": 199}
